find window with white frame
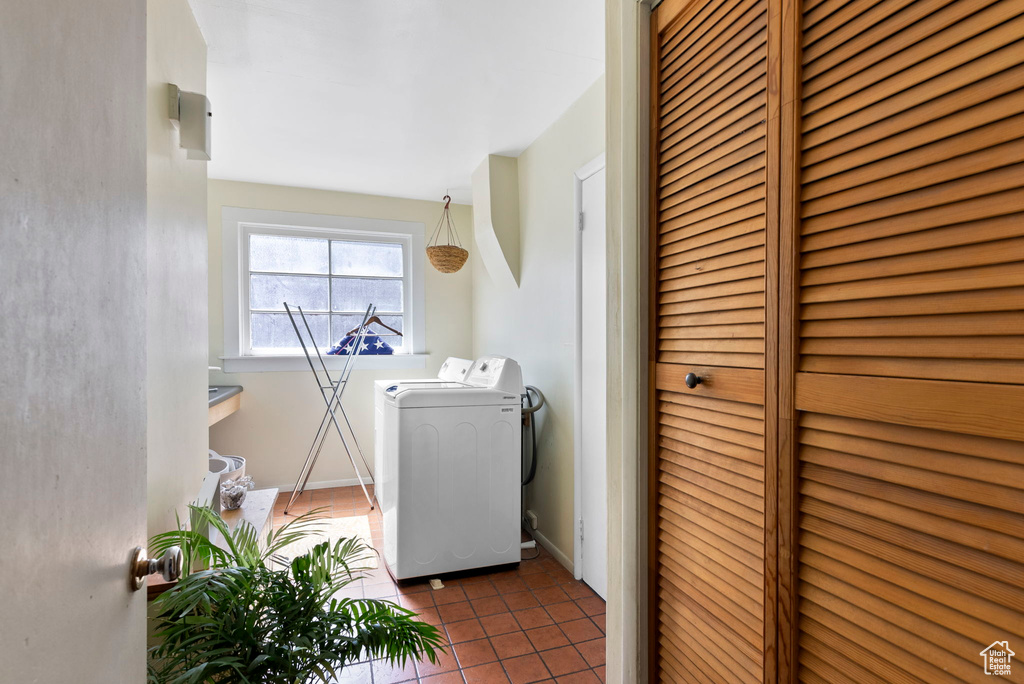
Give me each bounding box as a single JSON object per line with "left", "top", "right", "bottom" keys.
{"left": 221, "top": 208, "right": 426, "bottom": 371}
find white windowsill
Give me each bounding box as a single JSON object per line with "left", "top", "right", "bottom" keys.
{"left": 220, "top": 354, "right": 428, "bottom": 373}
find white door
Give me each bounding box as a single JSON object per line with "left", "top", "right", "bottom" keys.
{"left": 579, "top": 166, "right": 608, "bottom": 599}
{"left": 0, "top": 3, "right": 149, "bottom": 680}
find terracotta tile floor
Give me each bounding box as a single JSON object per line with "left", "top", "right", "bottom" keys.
{"left": 274, "top": 485, "right": 607, "bottom": 684}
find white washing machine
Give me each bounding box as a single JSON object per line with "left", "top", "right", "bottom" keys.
{"left": 378, "top": 355, "right": 524, "bottom": 580}
{"left": 373, "top": 357, "right": 473, "bottom": 486}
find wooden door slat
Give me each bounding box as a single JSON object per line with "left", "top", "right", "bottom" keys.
{"left": 799, "top": 584, "right": 971, "bottom": 683}
{"left": 662, "top": 229, "right": 766, "bottom": 271}
{"left": 802, "top": 140, "right": 1024, "bottom": 220}
{"left": 661, "top": 505, "right": 764, "bottom": 577}
{"left": 661, "top": 260, "right": 765, "bottom": 292}
{"left": 802, "top": 41, "right": 1024, "bottom": 140}
{"left": 803, "top": 214, "right": 1024, "bottom": 268}
{"left": 662, "top": 1, "right": 767, "bottom": 98}
{"left": 804, "top": 89, "right": 1024, "bottom": 183}
{"left": 802, "top": 0, "right": 964, "bottom": 77}
{"left": 801, "top": 564, "right": 984, "bottom": 678}
{"left": 799, "top": 636, "right": 874, "bottom": 684}
{"left": 799, "top": 614, "right": 921, "bottom": 684}
{"left": 802, "top": 544, "right": 1024, "bottom": 648}
{"left": 662, "top": 69, "right": 767, "bottom": 149}
{"left": 662, "top": 321, "right": 766, "bottom": 339}
{"left": 660, "top": 276, "right": 764, "bottom": 306}
{"left": 801, "top": 476, "right": 1024, "bottom": 565}
{"left": 802, "top": 513, "right": 1024, "bottom": 611}
{"left": 801, "top": 427, "right": 1024, "bottom": 493}
{"left": 801, "top": 286, "right": 1024, "bottom": 320}
{"left": 659, "top": 388, "right": 766, "bottom": 418}
{"left": 660, "top": 425, "right": 766, "bottom": 464}
{"left": 801, "top": 164, "right": 1024, "bottom": 236}
{"left": 660, "top": 0, "right": 746, "bottom": 58}
{"left": 661, "top": 116, "right": 766, "bottom": 181}
{"left": 659, "top": 480, "right": 765, "bottom": 552}
{"left": 803, "top": 114, "right": 1024, "bottom": 198}
{"left": 799, "top": 411, "right": 1024, "bottom": 463}
{"left": 802, "top": 443, "right": 1024, "bottom": 511}
{"left": 659, "top": 291, "right": 765, "bottom": 317}
{"left": 800, "top": 262, "right": 1024, "bottom": 303}
{"left": 800, "top": 355, "right": 1024, "bottom": 385}
{"left": 801, "top": 188, "right": 1024, "bottom": 252}
{"left": 803, "top": 0, "right": 902, "bottom": 44}
{"left": 802, "top": 237, "right": 1024, "bottom": 286}
{"left": 800, "top": 335, "right": 1024, "bottom": 361}
{"left": 660, "top": 140, "right": 765, "bottom": 202}
{"left": 662, "top": 164, "right": 765, "bottom": 219}
{"left": 660, "top": 214, "right": 764, "bottom": 257}
{"left": 659, "top": 526, "right": 766, "bottom": 607}
{"left": 804, "top": 3, "right": 1024, "bottom": 110}
{"left": 802, "top": 311, "right": 1024, "bottom": 338}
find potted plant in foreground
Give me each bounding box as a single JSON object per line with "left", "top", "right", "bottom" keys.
{"left": 147, "top": 506, "right": 444, "bottom": 684}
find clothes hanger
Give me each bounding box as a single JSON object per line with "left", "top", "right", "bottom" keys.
{"left": 346, "top": 315, "right": 403, "bottom": 337}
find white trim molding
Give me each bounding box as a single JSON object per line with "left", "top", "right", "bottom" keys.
{"left": 606, "top": 0, "right": 650, "bottom": 682}
{"left": 221, "top": 206, "right": 427, "bottom": 373}
{"left": 219, "top": 354, "right": 427, "bottom": 373}
{"left": 573, "top": 152, "right": 607, "bottom": 581}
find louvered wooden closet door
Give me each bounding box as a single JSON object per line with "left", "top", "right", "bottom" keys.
{"left": 650, "top": 0, "right": 769, "bottom": 680}
{"left": 791, "top": 0, "right": 1024, "bottom": 680}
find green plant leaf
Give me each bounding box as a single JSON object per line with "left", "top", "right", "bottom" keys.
{"left": 148, "top": 506, "right": 442, "bottom": 684}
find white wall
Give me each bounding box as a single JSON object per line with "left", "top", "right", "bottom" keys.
{"left": 208, "top": 181, "right": 474, "bottom": 489}
{"left": 472, "top": 76, "right": 606, "bottom": 563}
{"left": 147, "top": 0, "right": 210, "bottom": 537}
{"left": 0, "top": 1, "right": 149, "bottom": 680}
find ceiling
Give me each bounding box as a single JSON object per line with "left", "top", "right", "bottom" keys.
{"left": 187, "top": 0, "right": 604, "bottom": 204}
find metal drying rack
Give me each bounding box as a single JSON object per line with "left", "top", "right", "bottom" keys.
{"left": 281, "top": 302, "right": 375, "bottom": 513}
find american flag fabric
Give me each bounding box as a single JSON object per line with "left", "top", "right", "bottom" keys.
{"left": 326, "top": 330, "right": 395, "bottom": 355}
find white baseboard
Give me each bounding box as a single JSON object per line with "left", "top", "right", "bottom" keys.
{"left": 269, "top": 477, "right": 375, "bottom": 493}
{"left": 533, "top": 528, "right": 574, "bottom": 573}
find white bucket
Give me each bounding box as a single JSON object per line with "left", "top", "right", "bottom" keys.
{"left": 208, "top": 449, "right": 246, "bottom": 485}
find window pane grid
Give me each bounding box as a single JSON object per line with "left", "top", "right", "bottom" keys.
{"left": 248, "top": 270, "right": 404, "bottom": 280}
{"left": 247, "top": 233, "right": 407, "bottom": 353}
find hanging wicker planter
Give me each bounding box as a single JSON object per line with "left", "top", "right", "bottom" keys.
{"left": 427, "top": 194, "right": 468, "bottom": 273}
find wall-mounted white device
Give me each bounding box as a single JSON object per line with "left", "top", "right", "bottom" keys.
{"left": 167, "top": 84, "right": 211, "bottom": 161}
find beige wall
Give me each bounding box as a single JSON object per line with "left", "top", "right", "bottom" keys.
{"left": 147, "top": 0, "right": 210, "bottom": 537}
{"left": 0, "top": 1, "right": 149, "bottom": 679}
{"left": 208, "top": 180, "right": 474, "bottom": 489}
{"left": 472, "top": 76, "right": 606, "bottom": 565}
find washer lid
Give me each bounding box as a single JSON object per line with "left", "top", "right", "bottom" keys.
{"left": 373, "top": 357, "right": 474, "bottom": 392}
{"left": 375, "top": 377, "right": 447, "bottom": 392}
{"left": 386, "top": 384, "right": 520, "bottom": 408}
{"left": 438, "top": 357, "right": 474, "bottom": 381}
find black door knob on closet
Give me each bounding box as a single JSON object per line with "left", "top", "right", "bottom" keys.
{"left": 684, "top": 372, "right": 702, "bottom": 389}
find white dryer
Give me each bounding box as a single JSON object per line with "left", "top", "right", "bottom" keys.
{"left": 378, "top": 356, "right": 524, "bottom": 580}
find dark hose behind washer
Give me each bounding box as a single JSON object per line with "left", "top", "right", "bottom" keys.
{"left": 521, "top": 385, "right": 544, "bottom": 485}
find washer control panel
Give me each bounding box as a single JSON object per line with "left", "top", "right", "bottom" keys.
{"left": 465, "top": 356, "right": 525, "bottom": 396}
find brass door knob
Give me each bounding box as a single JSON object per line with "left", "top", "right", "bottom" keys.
{"left": 129, "top": 546, "right": 182, "bottom": 591}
